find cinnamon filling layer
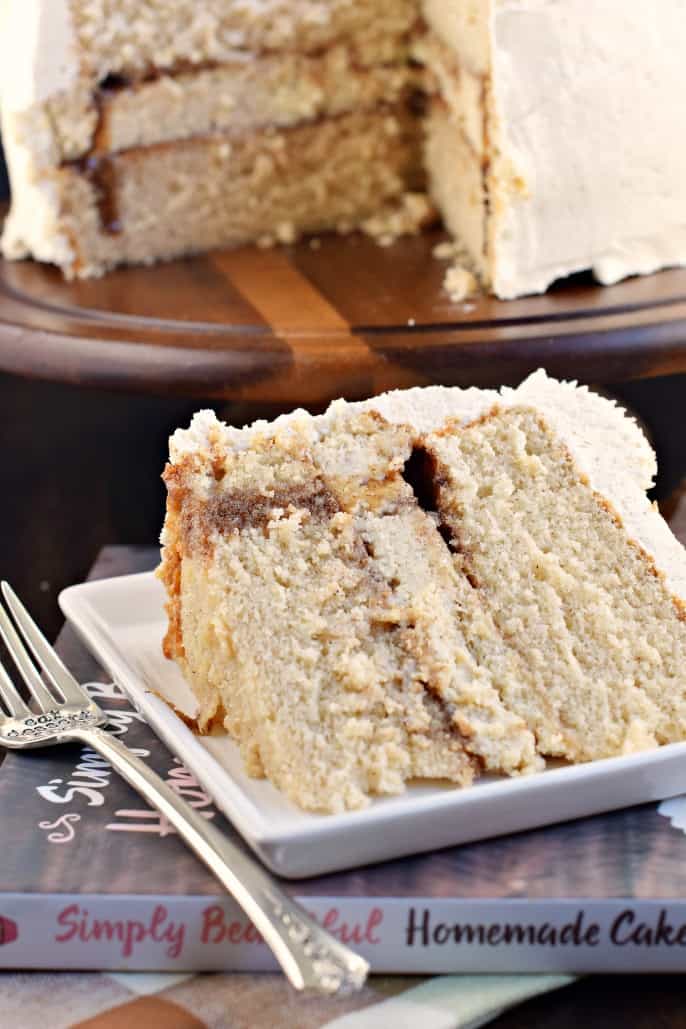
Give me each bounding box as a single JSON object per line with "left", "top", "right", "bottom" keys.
{"left": 176, "top": 480, "right": 342, "bottom": 562}
{"left": 74, "top": 154, "right": 122, "bottom": 235}
{"left": 201, "top": 481, "right": 341, "bottom": 533}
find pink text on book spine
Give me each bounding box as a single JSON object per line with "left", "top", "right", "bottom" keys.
{"left": 52, "top": 903, "right": 384, "bottom": 961}
{"left": 0, "top": 917, "right": 18, "bottom": 946}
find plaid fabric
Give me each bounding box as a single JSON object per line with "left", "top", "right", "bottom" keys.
{"left": 0, "top": 970, "right": 572, "bottom": 1028}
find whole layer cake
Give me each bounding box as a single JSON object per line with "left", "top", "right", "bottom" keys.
{"left": 159, "top": 371, "right": 686, "bottom": 812}
{"left": 3, "top": 1, "right": 686, "bottom": 297}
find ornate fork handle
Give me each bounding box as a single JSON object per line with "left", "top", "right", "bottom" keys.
{"left": 68, "top": 726, "right": 369, "bottom": 994}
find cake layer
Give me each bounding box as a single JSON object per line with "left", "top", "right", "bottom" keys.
{"left": 7, "top": 51, "right": 418, "bottom": 168}
{"left": 10, "top": 106, "right": 422, "bottom": 278}
{"left": 419, "top": 27, "right": 489, "bottom": 280}
{"left": 421, "top": 0, "right": 490, "bottom": 77}
{"left": 176, "top": 541, "right": 477, "bottom": 812}
{"left": 160, "top": 372, "right": 686, "bottom": 812}
{"left": 87, "top": 50, "right": 419, "bottom": 159}
{"left": 425, "top": 408, "right": 686, "bottom": 759}
{"left": 78, "top": 0, "right": 418, "bottom": 74}
{"left": 5, "top": 0, "right": 418, "bottom": 96}
{"left": 424, "top": 101, "right": 486, "bottom": 281}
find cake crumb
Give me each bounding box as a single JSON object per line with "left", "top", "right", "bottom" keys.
{"left": 444, "top": 264, "right": 478, "bottom": 303}
{"left": 433, "top": 240, "right": 458, "bottom": 260}
{"left": 275, "top": 221, "right": 296, "bottom": 244}
{"left": 361, "top": 192, "right": 437, "bottom": 245}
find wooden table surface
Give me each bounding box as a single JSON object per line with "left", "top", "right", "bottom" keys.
{"left": 3, "top": 225, "right": 686, "bottom": 405}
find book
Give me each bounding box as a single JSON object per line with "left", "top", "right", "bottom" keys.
{"left": 3, "top": 544, "right": 686, "bottom": 974}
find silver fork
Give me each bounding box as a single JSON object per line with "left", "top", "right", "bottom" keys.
{"left": 0, "top": 581, "right": 369, "bottom": 995}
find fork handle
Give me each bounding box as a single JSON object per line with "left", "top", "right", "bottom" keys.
{"left": 69, "top": 726, "right": 369, "bottom": 995}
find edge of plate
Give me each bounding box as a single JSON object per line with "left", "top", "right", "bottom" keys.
{"left": 59, "top": 573, "right": 686, "bottom": 879}
{"left": 59, "top": 575, "right": 276, "bottom": 848}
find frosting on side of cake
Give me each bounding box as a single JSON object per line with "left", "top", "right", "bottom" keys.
{"left": 489, "top": 0, "right": 686, "bottom": 298}
{"left": 0, "top": 0, "right": 77, "bottom": 113}
{"left": 0, "top": 0, "right": 80, "bottom": 264}
{"left": 420, "top": 0, "right": 686, "bottom": 298}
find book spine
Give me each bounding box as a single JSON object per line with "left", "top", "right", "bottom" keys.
{"left": 4, "top": 895, "right": 686, "bottom": 972}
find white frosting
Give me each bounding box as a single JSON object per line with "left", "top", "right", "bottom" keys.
{"left": 0, "top": 105, "right": 75, "bottom": 265}
{"left": 168, "top": 372, "right": 686, "bottom": 605}
{"left": 0, "top": 0, "right": 77, "bottom": 112}
{"left": 420, "top": 0, "right": 686, "bottom": 298}
{"left": 0, "top": 0, "right": 78, "bottom": 264}
{"left": 421, "top": 0, "right": 490, "bottom": 76}
{"left": 489, "top": 0, "right": 686, "bottom": 298}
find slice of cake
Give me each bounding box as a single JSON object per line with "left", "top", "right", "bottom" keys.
{"left": 159, "top": 371, "right": 686, "bottom": 812}
{"left": 3, "top": 2, "right": 686, "bottom": 297}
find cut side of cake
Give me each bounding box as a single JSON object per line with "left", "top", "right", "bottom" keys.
{"left": 3, "top": 2, "right": 686, "bottom": 296}
{"left": 159, "top": 371, "right": 686, "bottom": 812}
{"left": 0, "top": 0, "right": 424, "bottom": 277}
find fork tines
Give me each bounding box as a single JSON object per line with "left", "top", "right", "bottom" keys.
{"left": 0, "top": 582, "right": 89, "bottom": 720}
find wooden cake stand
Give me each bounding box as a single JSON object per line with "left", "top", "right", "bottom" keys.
{"left": 1, "top": 226, "right": 686, "bottom": 405}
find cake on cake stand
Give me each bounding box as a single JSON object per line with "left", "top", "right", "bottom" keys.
{"left": 1, "top": 225, "right": 686, "bottom": 406}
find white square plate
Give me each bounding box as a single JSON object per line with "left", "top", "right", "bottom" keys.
{"left": 60, "top": 572, "right": 686, "bottom": 879}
